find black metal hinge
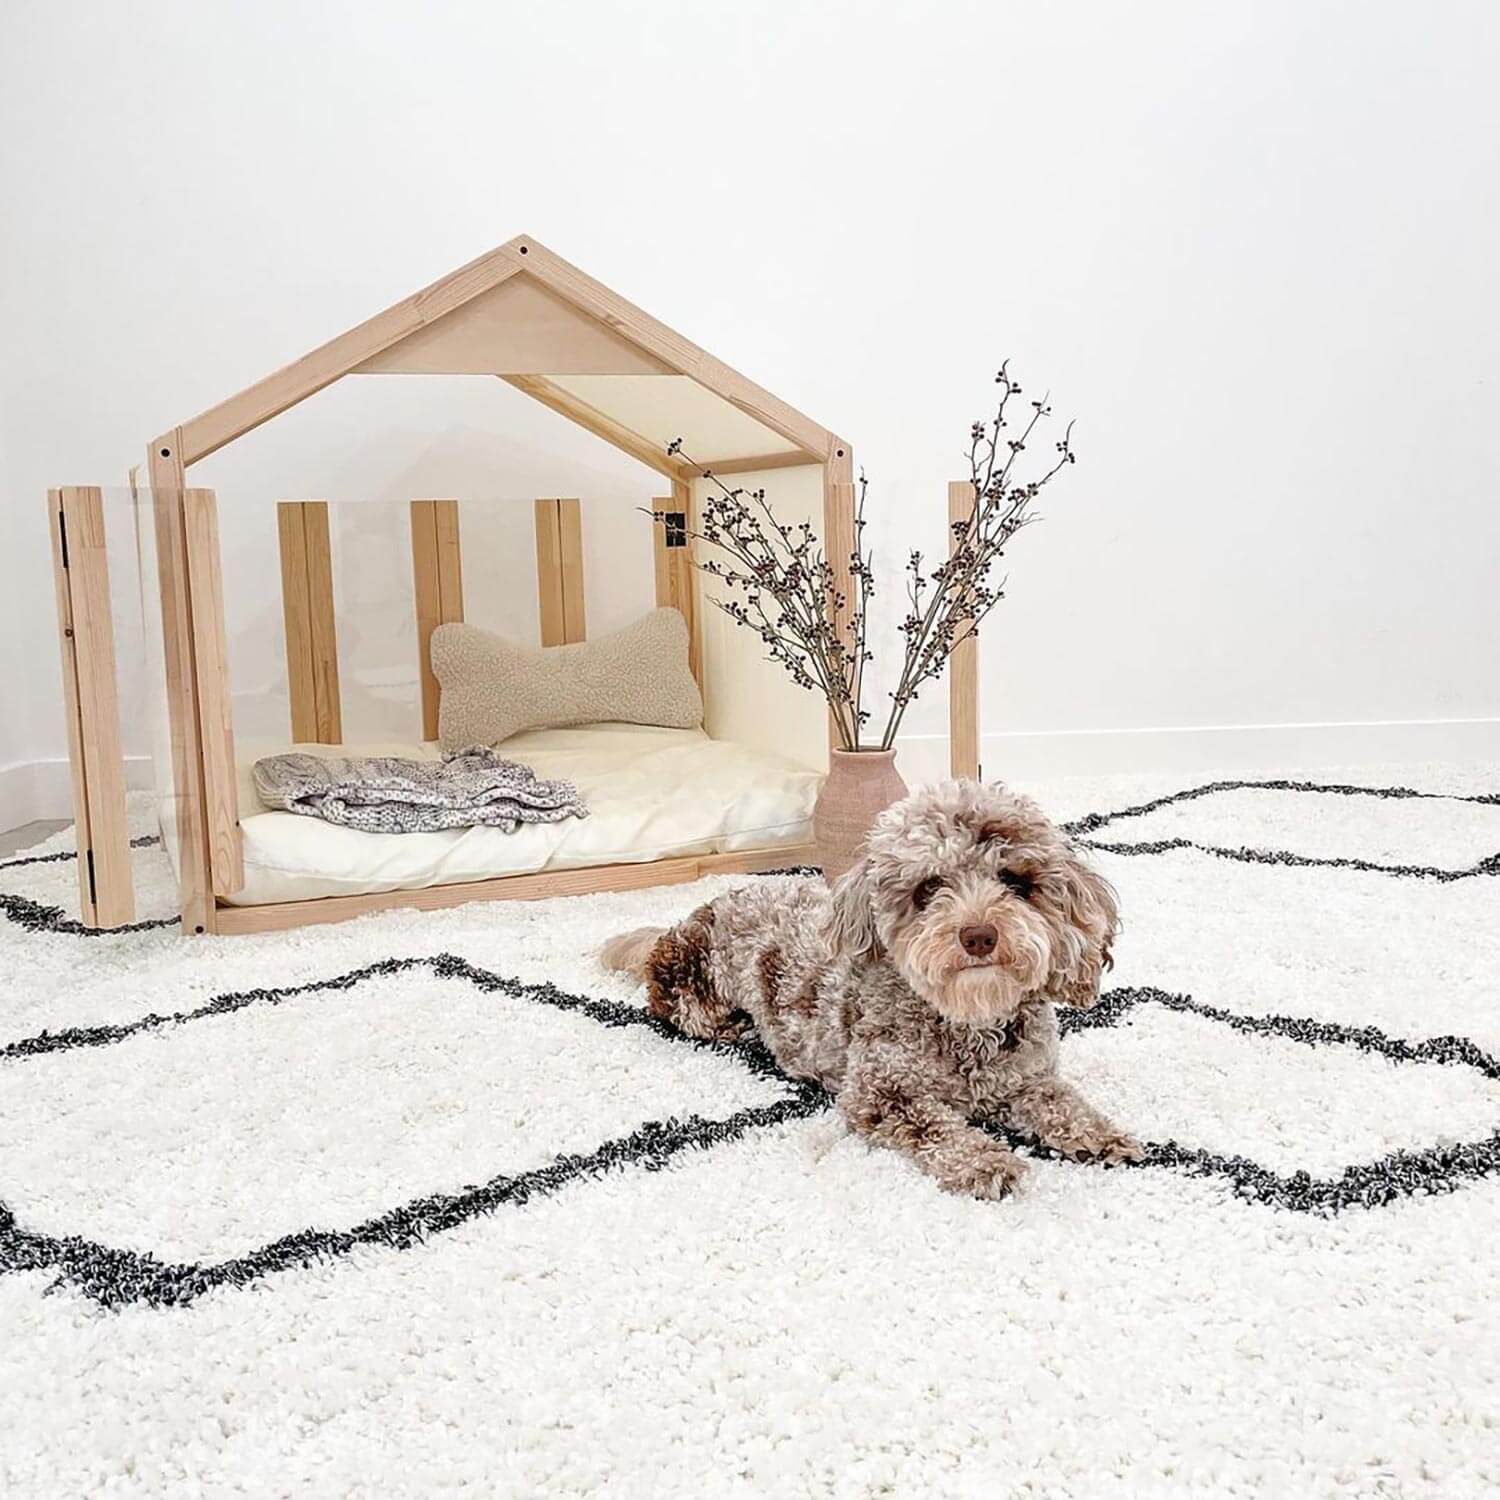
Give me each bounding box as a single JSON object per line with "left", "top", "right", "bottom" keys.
{"left": 663, "top": 512, "right": 687, "bottom": 548}
{"left": 85, "top": 848, "right": 97, "bottom": 906}
{"left": 58, "top": 508, "right": 70, "bottom": 569}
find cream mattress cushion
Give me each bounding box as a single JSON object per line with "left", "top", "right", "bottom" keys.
{"left": 225, "top": 723, "right": 822, "bottom": 907}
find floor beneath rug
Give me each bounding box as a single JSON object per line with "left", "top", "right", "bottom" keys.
{"left": 2, "top": 763, "right": 1498, "bottom": 1498}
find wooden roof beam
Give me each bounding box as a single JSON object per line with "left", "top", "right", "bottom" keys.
{"left": 508, "top": 237, "right": 835, "bottom": 462}
{"left": 693, "top": 451, "right": 820, "bottom": 476}
{"left": 178, "top": 244, "right": 527, "bottom": 466}
{"left": 170, "top": 233, "right": 839, "bottom": 472}
{"left": 500, "top": 375, "right": 694, "bottom": 480}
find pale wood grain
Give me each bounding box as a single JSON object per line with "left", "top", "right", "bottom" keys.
{"left": 172, "top": 233, "right": 837, "bottom": 485}
{"left": 823, "top": 443, "right": 857, "bottom": 751}
{"left": 354, "top": 274, "right": 674, "bottom": 376}
{"left": 54, "top": 488, "right": 136, "bottom": 925}
{"left": 179, "top": 247, "right": 525, "bottom": 464}
{"left": 502, "top": 375, "right": 691, "bottom": 479}
{"left": 303, "top": 501, "right": 342, "bottom": 742}
{"left": 434, "top": 497, "right": 464, "bottom": 629}
{"left": 411, "top": 500, "right": 463, "bottom": 740}
{"left": 507, "top": 237, "right": 834, "bottom": 460}
{"left": 47, "top": 488, "right": 137, "bottom": 926}
{"left": 557, "top": 498, "right": 586, "bottom": 644}
{"left": 534, "top": 498, "right": 585, "bottom": 646}
{"left": 277, "top": 503, "right": 317, "bottom": 742}
{"left": 948, "top": 480, "right": 980, "bottom": 779}
{"left": 213, "top": 844, "right": 820, "bottom": 935}
{"left": 183, "top": 489, "right": 245, "bottom": 897}
{"left": 694, "top": 451, "right": 815, "bottom": 476}
{"left": 534, "top": 498, "right": 565, "bottom": 648}
{"left": 278, "top": 502, "right": 341, "bottom": 743}
{"left": 148, "top": 433, "right": 217, "bottom": 933}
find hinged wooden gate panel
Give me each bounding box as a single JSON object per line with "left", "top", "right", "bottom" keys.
{"left": 46, "top": 486, "right": 135, "bottom": 927}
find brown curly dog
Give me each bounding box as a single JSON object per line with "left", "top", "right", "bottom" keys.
{"left": 602, "top": 779, "right": 1140, "bottom": 1199}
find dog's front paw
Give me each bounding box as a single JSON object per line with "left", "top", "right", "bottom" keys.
{"left": 1068, "top": 1126, "right": 1143, "bottom": 1166}
{"left": 934, "top": 1140, "right": 1028, "bottom": 1200}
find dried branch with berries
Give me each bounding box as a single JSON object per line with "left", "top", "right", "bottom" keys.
{"left": 652, "top": 362, "right": 1075, "bottom": 752}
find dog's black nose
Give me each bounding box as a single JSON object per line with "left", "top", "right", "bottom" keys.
{"left": 959, "top": 923, "right": 998, "bottom": 958}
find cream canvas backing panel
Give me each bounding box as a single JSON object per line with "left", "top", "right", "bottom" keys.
{"left": 693, "top": 464, "right": 828, "bottom": 773}
{"left": 547, "top": 376, "right": 802, "bottom": 467}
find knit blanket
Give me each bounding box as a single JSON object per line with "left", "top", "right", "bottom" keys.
{"left": 251, "top": 748, "right": 589, "bottom": 835}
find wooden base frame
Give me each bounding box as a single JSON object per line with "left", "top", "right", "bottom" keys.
{"left": 213, "top": 843, "right": 818, "bottom": 935}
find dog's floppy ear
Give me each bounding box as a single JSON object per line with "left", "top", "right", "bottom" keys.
{"left": 823, "top": 855, "right": 883, "bottom": 961}
{"left": 1047, "top": 849, "right": 1119, "bottom": 1008}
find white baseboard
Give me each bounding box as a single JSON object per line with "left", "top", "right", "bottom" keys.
{"left": 895, "top": 717, "right": 1500, "bottom": 786}
{"left": 0, "top": 757, "right": 154, "bottom": 832}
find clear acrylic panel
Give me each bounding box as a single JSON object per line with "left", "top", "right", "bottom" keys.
{"left": 41, "top": 478, "right": 821, "bottom": 930}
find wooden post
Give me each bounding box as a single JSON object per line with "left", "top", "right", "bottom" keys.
{"left": 47, "top": 486, "right": 135, "bottom": 927}
{"left": 182, "top": 489, "right": 245, "bottom": 898}
{"left": 948, "top": 480, "right": 980, "bottom": 779}
{"left": 534, "top": 498, "right": 586, "bottom": 647}
{"left": 410, "top": 500, "right": 464, "bottom": 740}
{"left": 652, "top": 482, "right": 702, "bottom": 687}
{"left": 823, "top": 443, "right": 857, "bottom": 753}
{"left": 148, "top": 432, "right": 217, "bottom": 934}
{"left": 277, "top": 501, "right": 342, "bottom": 742}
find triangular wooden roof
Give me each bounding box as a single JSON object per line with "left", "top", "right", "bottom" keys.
{"left": 172, "top": 235, "right": 841, "bottom": 480}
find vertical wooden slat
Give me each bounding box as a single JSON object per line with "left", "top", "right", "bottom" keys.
{"left": 434, "top": 499, "right": 464, "bottom": 629}
{"left": 411, "top": 499, "right": 463, "bottom": 740}
{"left": 278, "top": 501, "right": 342, "bottom": 743}
{"left": 411, "top": 501, "right": 441, "bottom": 736}
{"left": 277, "top": 503, "right": 317, "bottom": 742}
{"left": 303, "top": 502, "right": 342, "bottom": 742}
{"left": 182, "top": 488, "right": 245, "bottom": 897}
{"left": 948, "top": 479, "right": 980, "bottom": 780}
{"left": 47, "top": 487, "right": 135, "bottom": 926}
{"left": 823, "top": 443, "right": 857, "bottom": 752}
{"left": 148, "top": 432, "right": 216, "bottom": 934}
{"left": 557, "top": 498, "right": 586, "bottom": 644}
{"left": 534, "top": 498, "right": 586, "bottom": 647}
{"left": 534, "top": 499, "right": 564, "bottom": 648}
{"left": 653, "top": 484, "right": 701, "bottom": 688}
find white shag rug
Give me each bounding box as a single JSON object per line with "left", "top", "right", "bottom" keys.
{"left": 2, "top": 765, "right": 1499, "bottom": 1499}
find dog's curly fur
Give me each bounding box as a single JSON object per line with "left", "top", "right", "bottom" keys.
{"left": 601, "top": 779, "right": 1140, "bottom": 1199}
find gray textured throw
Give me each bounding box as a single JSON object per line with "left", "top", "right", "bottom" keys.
{"left": 251, "top": 748, "right": 589, "bottom": 835}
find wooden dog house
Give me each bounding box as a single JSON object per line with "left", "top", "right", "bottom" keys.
{"left": 48, "top": 235, "right": 980, "bottom": 935}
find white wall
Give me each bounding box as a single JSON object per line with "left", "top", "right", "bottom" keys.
{"left": 3, "top": 0, "right": 1498, "bottom": 821}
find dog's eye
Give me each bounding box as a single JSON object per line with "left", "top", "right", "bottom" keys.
{"left": 912, "top": 876, "right": 945, "bottom": 911}
{"left": 1000, "top": 869, "right": 1035, "bottom": 900}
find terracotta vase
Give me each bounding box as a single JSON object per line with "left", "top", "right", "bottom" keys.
{"left": 813, "top": 748, "right": 908, "bottom": 883}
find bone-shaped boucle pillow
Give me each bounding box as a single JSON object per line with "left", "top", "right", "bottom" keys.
{"left": 431, "top": 607, "right": 703, "bottom": 753}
